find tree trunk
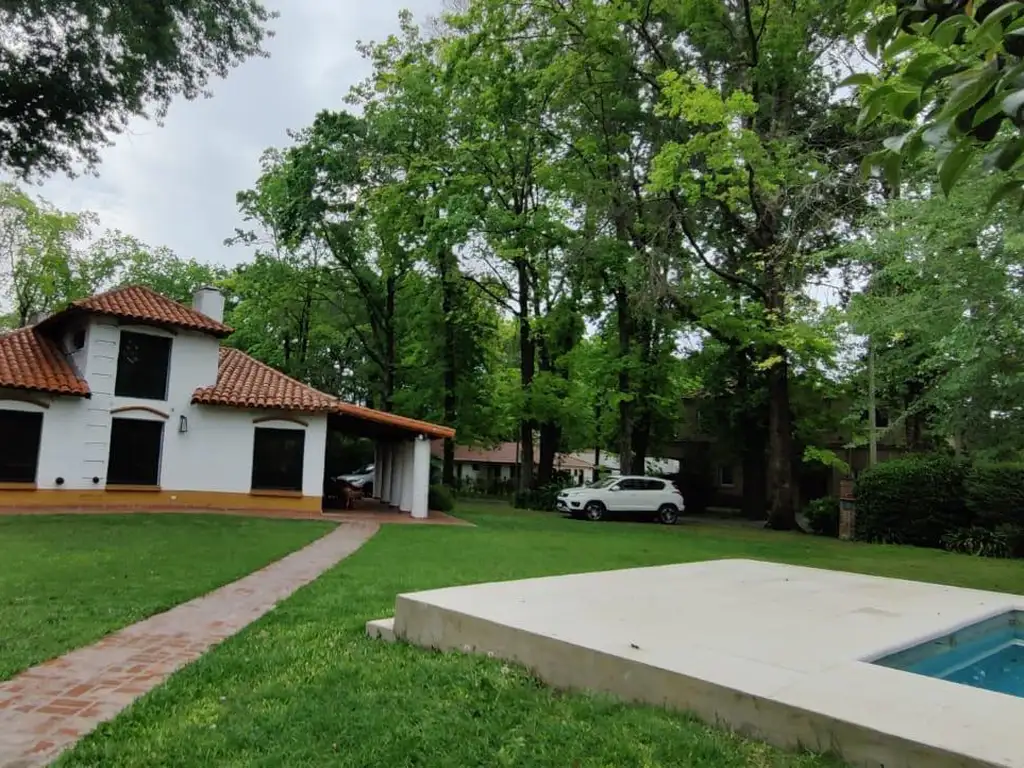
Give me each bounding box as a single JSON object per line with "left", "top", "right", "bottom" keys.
{"left": 443, "top": 439, "right": 455, "bottom": 489}
{"left": 535, "top": 330, "right": 559, "bottom": 486}
{"left": 630, "top": 409, "right": 650, "bottom": 475}
{"left": 538, "top": 422, "right": 559, "bottom": 487}
{"left": 439, "top": 248, "right": 458, "bottom": 486}
{"left": 382, "top": 273, "right": 397, "bottom": 412}
{"left": 517, "top": 258, "right": 535, "bottom": 493}
{"left": 741, "top": 430, "right": 768, "bottom": 520}
{"left": 615, "top": 287, "right": 633, "bottom": 474}
{"left": 765, "top": 351, "right": 796, "bottom": 529}
{"left": 735, "top": 349, "right": 768, "bottom": 520}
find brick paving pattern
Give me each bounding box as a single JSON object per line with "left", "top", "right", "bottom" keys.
{"left": 0, "top": 522, "right": 378, "bottom": 767}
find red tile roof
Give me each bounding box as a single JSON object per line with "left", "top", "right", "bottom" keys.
{"left": 192, "top": 347, "right": 339, "bottom": 412}
{"left": 431, "top": 442, "right": 520, "bottom": 464}
{"left": 192, "top": 348, "right": 455, "bottom": 437}
{"left": 0, "top": 328, "right": 90, "bottom": 397}
{"left": 65, "top": 285, "right": 232, "bottom": 337}
{"left": 334, "top": 401, "right": 455, "bottom": 439}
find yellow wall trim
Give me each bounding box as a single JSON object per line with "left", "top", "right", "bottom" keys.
{"left": 0, "top": 488, "right": 322, "bottom": 513}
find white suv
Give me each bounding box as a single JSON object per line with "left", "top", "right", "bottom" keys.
{"left": 556, "top": 475, "right": 685, "bottom": 524}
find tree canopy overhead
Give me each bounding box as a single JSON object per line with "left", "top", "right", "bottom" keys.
{"left": 0, "top": 0, "right": 276, "bottom": 177}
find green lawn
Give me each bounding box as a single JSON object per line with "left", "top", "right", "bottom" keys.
{"left": 57, "top": 508, "right": 1024, "bottom": 767}
{"left": 0, "top": 513, "right": 332, "bottom": 682}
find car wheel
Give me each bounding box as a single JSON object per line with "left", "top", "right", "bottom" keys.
{"left": 584, "top": 501, "right": 605, "bottom": 521}
{"left": 658, "top": 504, "right": 679, "bottom": 525}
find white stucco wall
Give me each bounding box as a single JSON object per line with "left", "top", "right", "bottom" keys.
{"left": 1, "top": 318, "right": 327, "bottom": 498}
{"left": 171, "top": 409, "right": 326, "bottom": 497}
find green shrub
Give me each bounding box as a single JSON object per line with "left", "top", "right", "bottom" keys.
{"left": 997, "top": 524, "right": 1024, "bottom": 558}
{"left": 941, "top": 525, "right": 1012, "bottom": 558}
{"left": 855, "top": 454, "right": 971, "bottom": 548}
{"left": 428, "top": 484, "right": 455, "bottom": 512}
{"left": 513, "top": 484, "right": 562, "bottom": 511}
{"left": 803, "top": 496, "right": 839, "bottom": 537}
{"left": 965, "top": 463, "right": 1024, "bottom": 529}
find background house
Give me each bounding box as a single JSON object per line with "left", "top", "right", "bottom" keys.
{"left": 568, "top": 451, "right": 680, "bottom": 481}
{"left": 664, "top": 397, "right": 910, "bottom": 512}
{"left": 431, "top": 442, "right": 596, "bottom": 491}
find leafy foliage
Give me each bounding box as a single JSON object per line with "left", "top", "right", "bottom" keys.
{"left": 0, "top": 0, "right": 276, "bottom": 177}
{"left": 853, "top": 0, "right": 1024, "bottom": 201}
{"left": 941, "top": 525, "right": 1014, "bottom": 558}
{"left": 804, "top": 497, "right": 841, "bottom": 537}
{"left": 965, "top": 462, "right": 1024, "bottom": 529}
{"left": 428, "top": 484, "right": 456, "bottom": 513}
{"left": 846, "top": 169, "right": 1024, "bottom": 454}
{"left": 856, "top": 455, "right": 971, "bottom": 547}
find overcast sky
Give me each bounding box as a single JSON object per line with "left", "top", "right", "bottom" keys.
{"left": 36, "top": 0, "right": 442, "bottom": 268}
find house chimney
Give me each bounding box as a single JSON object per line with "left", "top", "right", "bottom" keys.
{"left": 192, "top": 286, "right": 224, "bottom": 323}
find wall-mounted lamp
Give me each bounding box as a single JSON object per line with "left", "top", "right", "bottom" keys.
{"left": 178, "top": 415, "right": 188, "bottom": 434}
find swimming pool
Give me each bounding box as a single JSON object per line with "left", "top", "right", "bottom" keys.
{"left": 874, "top": 610, "right": 1024, "bottom": 698}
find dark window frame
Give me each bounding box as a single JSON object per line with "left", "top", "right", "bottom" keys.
{"left": 106, "top": 417, "right": 164, "bottom": 486}
{"left": 251, "top": 427, "right": 306, "bottom": 492}
{"left": 719, "top": 465, "right": 736, "bottom": 487}
{"left": 0, "top": 409, "right": 43, "bottom": 483}
{"left": 114, "top": 330, "right": 172, "bottom": 401}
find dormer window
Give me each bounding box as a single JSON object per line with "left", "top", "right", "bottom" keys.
{"left": 115, "top": 331, "right": 171, "bottom": 400}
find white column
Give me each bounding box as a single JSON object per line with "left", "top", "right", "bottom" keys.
{"left": 372, "top": 443, "right": 384, "bottom": 499}
{"left": 400, "top": 439, "right": 415, "bottom": 513}
{"left": 380, "top": 444, "right": 392, "bottom": 504}
{"left": 411, "top": 435, "right": 430, "bottom": 519}
{"left": 390, "top": 442, "right": 404, "bottom": 508}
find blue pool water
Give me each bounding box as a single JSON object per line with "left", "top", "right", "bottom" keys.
{"left": 874, "top": 611, "right": 1024, "bottom": 698}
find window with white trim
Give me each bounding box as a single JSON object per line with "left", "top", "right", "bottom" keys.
{"left": 251, "top": 427, "right": 305, "bottom": 492}
{"left": 0, "top": 410, "right": 42, "bottom": 483}
{"left": 107, "top": 418, "right": 164, "bottom": 486}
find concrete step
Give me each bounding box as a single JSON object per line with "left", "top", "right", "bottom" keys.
{"left": 365, "top": 617, "right": 396, "bottom": 643}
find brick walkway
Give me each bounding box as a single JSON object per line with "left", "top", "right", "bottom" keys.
{"left": 0, "top": 522, "right": 379, "bottom": 768}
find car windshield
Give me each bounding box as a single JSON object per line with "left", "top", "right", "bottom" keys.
{"left": 587, "top": 477, "right": 618, "bottom": 489}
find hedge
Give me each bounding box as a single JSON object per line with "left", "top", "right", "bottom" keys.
{"left": 964, "top": 463, "right": 1024, "bottom": 530}
{"left": 804, "top": 496, "right": 839, "bottom": 537}
{"left": 854, "top": 456, "right": 1024, "bottom": 552}
{"left": 428, "top": 484, "right": 455, "bottom": 513}
{"left": 855, "top": 455, "right": 971, "bottom": 547}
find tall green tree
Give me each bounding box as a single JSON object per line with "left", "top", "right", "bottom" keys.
{"left": 1, "top": 0, "right": 276, "bottom": 177}
{"left": 441, "top": 0, "right": 568, "bottom": 492}
{"left": 0, "top": 183, "right": 103, "bottom": 327}
{"left": 648, "top": 0, "right": 871, "bottom": 528}
{"left": 848, "top": 169, "right": 1024, "bottom": 456}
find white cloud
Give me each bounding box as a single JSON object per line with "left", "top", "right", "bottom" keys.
{"left": 36, "top": 0, "right": 443, "bottom": 267}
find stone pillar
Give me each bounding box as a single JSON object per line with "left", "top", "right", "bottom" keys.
{"left": 839, "top": 478, "right": 856, "bottom": 541}
{"left": 379, "top": 444, "right": 392, "bottom": 505}
{"left": 411, "top": 435, "right": 430, "bottom": 519}
{"left": 372, "top": 443, "right": 383, "bottom": 499}
{"left": 390, "top": 443, "right": 404, "bottom": 508}
{"left": 400, "top": 440, "right": 414, "bottom": 513}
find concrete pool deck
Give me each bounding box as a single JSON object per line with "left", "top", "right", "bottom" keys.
{"left": 368, "top": 559, "right": 1024, "bottom": 767}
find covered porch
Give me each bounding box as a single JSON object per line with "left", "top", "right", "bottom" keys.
{"left": 327, "top": 403, "right": 455, "bottom": 520}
